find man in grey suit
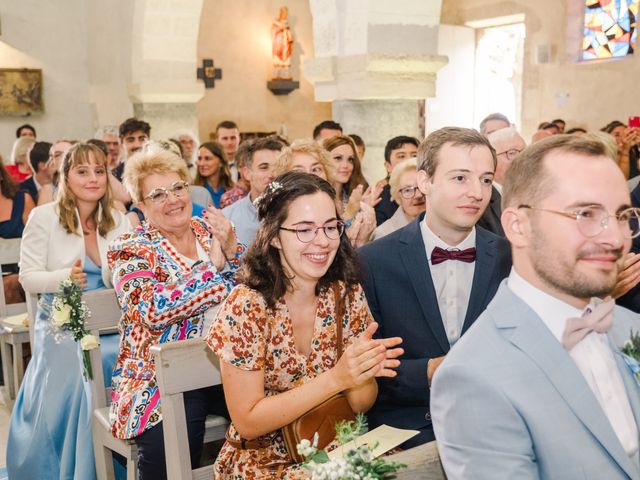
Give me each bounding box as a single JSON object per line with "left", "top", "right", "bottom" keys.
{"left": 432, "top": 135, "right": 640, "bottom": 479}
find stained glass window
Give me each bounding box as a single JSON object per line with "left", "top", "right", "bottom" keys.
{"left": 583, "top": 0, "right": 638, "bottom": 60}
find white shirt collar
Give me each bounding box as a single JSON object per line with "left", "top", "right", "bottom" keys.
{"left": 508, "top": 268, "right": 590, "bottom": 342}
{"left": 493, "top": 182, "right": 503, "bottom": 195}
{"left": 421, "top": 219, "right": 476, "bottom": 261}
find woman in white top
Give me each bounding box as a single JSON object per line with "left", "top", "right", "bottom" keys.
{"left": 7, "top": 143, "right": 131, "bottom": 479}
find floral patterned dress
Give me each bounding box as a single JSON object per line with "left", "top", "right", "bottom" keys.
{"left": 205, "top": 282, "right": 373, "bottom": 479}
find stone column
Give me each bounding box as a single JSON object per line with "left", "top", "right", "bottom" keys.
{"left": 128, "top": 0, "right": 205, "bottom": 139}
{"left": 304, "top": 0, "right": 447, "bottom": 181}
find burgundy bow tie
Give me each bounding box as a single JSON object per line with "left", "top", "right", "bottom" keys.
{"left": 561, "top": 300, "right": 614, "bottom": 351}
{"left": 430, "top": 246, "right": 477, "bottom": 265}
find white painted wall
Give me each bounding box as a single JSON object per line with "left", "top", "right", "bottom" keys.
{"left": 426, "top": 24, "right": 475, "bottom": 132}
{"left": 0, "top": 0, "right": 134, "bottom": 160}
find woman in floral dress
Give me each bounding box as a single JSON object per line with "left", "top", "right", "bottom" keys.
{"left": 206, "top": 172, "right": 403, "bottom": 479}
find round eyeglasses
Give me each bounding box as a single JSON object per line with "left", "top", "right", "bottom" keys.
{"left": 519, "top": 204, "right": 640, "bottom": 239}
{"left": 144, "top": 181, "right": 189, "bottom": 204}
{"left": 496, "top": 148, "right": 523, "bottom": 161}
{"left": 279, "top": 222, "right": 346, "bottom": 243}
{"left": 398, "top": 186, "right": 423, "bottom": 200}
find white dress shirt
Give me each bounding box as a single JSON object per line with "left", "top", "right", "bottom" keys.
{"left": 509, "top": 269, "right": 639, "bottom": 461}
{"left": 420, "top": 221, "right": 476, "bottom": 346}
{"left": 493, "top": 182, "right": 503, "bottom": 195}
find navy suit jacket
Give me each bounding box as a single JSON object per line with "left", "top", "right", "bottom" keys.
{"left": 359, "top": 214, "right": 512, "bottom": 446}
{"left": 477, "top": 186, "right": 504, "bottom": 237}
{"left": 618, "top": 183, "right": 640, "bottom": 312}
{"left": 19, "top": 177, "right": 38, "bottom": 204}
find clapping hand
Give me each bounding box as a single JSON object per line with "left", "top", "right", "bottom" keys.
{"left": 611, "top": 252, "right": 640, "bottom": 299}
{"left": 333, "top": 322, "right": 403, "bottom": 390}
{"left": 70, "top": 258, "right": 86, "bottom": 289}
{"left": 343, "top": 185, "right": 364, "bottom": 220}
{"left": 202, "top": 205, "right": 238, "bottom": 266}
{"left": 361, "top": 184, "right": 383, "bottom": 208}
{"left": 346, "top": 202, "right": 375, "bottom": 248}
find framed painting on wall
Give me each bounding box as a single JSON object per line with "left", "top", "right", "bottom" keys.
{"left": 0, "top": 68, "right": 43, "bottom": 115}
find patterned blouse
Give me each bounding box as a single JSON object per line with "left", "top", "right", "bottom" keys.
{"left": 107, "top": 217, "right": 246, "bottom": 440}
{"left": 205, "top": 282, "right": 373, "bottom": 479}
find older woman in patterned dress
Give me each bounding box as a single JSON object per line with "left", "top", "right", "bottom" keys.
{"left": 107, "top": 146, "right": 246, "bottom": 479}
{"left": 206, "top": 172, "right": 403, "bottom": 478}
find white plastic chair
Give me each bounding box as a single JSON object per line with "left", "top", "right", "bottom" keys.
{"left": 151, "top": 338, "right": 229, "bottom": 480}
{"left": 83, "top": 289, "right": 138, "bottom": 480}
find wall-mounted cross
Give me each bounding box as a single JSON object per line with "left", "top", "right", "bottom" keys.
{"left": 197, "top": 59, "right": 222, "bottom": 88}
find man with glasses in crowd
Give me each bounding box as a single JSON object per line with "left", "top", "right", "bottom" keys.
{"left": 432, "top": 135, "right": 640, "bottom": 479}
{"left": 360, "top": 127, "right": 512, "bottom": 447}
{"left": 478, "top": 126, "right": 526, "bottom": 236}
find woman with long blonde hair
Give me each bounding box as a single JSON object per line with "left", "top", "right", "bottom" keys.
{"left": 7, "top": 143, "right": 131, "bottom": 479}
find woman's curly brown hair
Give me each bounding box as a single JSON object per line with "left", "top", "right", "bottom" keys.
{"left": 239, "top": 171, "right": 362, "bottom": 308}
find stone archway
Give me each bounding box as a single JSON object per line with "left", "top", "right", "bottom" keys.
{"left": 127, "top": 0, "right": 205, "bottom": 138}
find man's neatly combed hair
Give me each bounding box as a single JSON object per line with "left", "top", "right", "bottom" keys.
{"left": 417, "top": 127, "right": 496, "bottom": 178}
{"left": 479, "top": 113, "right": 510, "bottom": 135}
{"left": 122, "top": 145, "right": 190, "bottom": 202}
{"left": 384, "top": 135, "right": 419, "bottom": 163}
{"left": 273, "top": 138, "right": 335, "bottom": 182}
{"left": 312, "top": 120, "right": 342, "bottom": 140}
{"left": 57, "top": 143, "right": 116, "bottom": 237}
{"left": 240, "top": 171, "right": 361, "bottom": 309}
{"left": 119, "top": 118, "right": 151, "bottom": 138}
{"left": 242, "top": 136, "right": 285, "bottom": 169}
{"left": 502, "top": 134, "right": 609, "bottom": 211}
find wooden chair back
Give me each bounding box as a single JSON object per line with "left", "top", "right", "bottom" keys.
{"left": 0, "top": 238, "right": 25, "bottom": 317}
{"left": 151, "top": 338, "right": 226, "bottom": 480}
{"left": 83, "top": 288, "right": 121, "bottom": 408}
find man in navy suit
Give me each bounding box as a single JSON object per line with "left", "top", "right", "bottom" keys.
{"left": 360, "top": 127, "right": 512, "bottom": 447}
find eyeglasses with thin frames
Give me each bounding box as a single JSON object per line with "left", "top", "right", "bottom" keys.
{"left": 279, "top": 221, "right": 345, "bottom": 243}
{"left": 496, "top": 148, "right": 523, "bottom": 161}
{"left": 398, "top": 185, "right": 424, "bottom": 200}
{"left": 518, "top": 204, "right": 640, "bottom": 239}
{"left": 144, "top": 181, "right": 190, "bottom": 204}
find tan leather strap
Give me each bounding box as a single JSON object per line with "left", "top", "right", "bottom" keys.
{"left": 225, "top": 428, "right": 271, "bottom": 450}
{"left": 333, "top": 283, "right": 344, "bottom": 359}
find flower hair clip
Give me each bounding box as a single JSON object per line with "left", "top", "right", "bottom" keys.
{"left": 254, "top": 180, "right": 284, "bottom": 208}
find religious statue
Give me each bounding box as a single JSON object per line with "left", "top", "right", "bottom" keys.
{"left": 271, "top": 7, "right": 294, "bottom": 79}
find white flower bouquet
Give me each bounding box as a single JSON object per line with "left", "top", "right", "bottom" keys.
{"left": 297, "top": 414, "right": 406, "bottom": 480}
{"left": 51, "top": 279, "right": 100, "bottom": 380}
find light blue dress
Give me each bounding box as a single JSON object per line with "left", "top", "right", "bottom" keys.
{"left": 7, "top": 257, "right": 120, "bottom": 480}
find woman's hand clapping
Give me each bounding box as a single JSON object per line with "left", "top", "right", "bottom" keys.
{"left": 202, "top": 205, "right": 238, "bottom": 270}
{"left": 332, "top": 322, "right": 403, "bottom": 391}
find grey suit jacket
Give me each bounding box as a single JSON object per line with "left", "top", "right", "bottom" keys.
{"left": 432, "top": 281, "right": 640, "bottom": 480}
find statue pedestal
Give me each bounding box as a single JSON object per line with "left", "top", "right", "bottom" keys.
{"left": 267, "top": 79, "right": 300, "bottom": 95}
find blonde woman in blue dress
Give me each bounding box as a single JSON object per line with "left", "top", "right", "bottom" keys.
{"left": 7, "top": 143, "right": 131, "bottom": 479}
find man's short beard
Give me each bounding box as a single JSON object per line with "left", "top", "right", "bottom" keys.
{"left": 534, "top": 262, "right": 616, "bottom": 299}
